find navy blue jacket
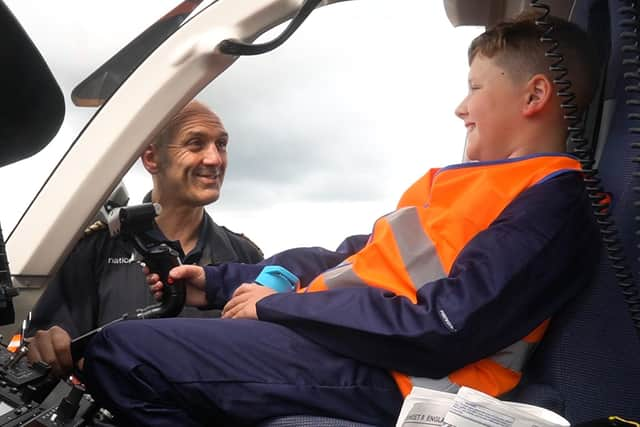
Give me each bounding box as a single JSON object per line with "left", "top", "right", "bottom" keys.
{"left": 28, "top": 212, "right": 263, "bottom": 338}
{"left": 203, "top": 172, "right": 600, "bottom": 379}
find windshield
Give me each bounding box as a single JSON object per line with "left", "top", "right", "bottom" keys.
{"left": 72, "top": 0, "right": 206, "bottom": 107}
{"left": 0, "top": 0, "right": 482, "bottom": 257}
{"left": 0, "top": 0, "right": 202, "bottom": 235}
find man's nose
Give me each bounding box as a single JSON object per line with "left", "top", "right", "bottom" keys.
{"left": 202, "top": 143, "right": 222, "bottom": 165}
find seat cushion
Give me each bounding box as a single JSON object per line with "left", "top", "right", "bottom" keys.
{"left": 258, "top": 415, "right": 378, "bottom": 427}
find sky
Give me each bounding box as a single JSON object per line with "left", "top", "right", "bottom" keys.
{"left": 1, "top": 0, "right": 482, "bottom": 257}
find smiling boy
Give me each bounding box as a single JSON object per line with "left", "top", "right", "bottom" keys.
{"left": 83, "top": 14, "right": 601, "bottom": 427}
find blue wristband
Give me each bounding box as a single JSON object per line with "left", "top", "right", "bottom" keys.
{"left": 254, "top": 265, "right": 299, "bottom": 293}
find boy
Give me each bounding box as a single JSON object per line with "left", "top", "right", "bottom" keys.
{"left": 82, "top": 13, "right": 600, "bottom": 427}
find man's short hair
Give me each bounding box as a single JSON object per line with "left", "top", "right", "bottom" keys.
{"left": 468, "top": 12, "right": 599, "bottom": 114}
{"left": 152, "top": 100, "right": 220, "bottom": 150}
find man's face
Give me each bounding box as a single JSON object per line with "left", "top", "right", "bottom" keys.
{"left": 155, "top": 110, "right": 229, "bottom": 207}
{"left": 455, "top": 54, "right": 524, "bottom": 161}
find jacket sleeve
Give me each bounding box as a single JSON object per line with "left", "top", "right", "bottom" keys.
{"left": 255, "top": 174, "right": 601, "bottom": 379}
{"left": 27, "top": 233, "right": 103, "bottom": 338}
{"left": 204, "top": 234, "right": 370, "bottom": 307}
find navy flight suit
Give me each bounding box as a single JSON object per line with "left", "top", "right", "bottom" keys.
{"left": 83, "top": 172, "right": 600, "bottom": 427}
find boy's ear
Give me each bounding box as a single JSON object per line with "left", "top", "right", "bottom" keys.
{"left": 522, "top": 74, "right": 554, "bottom": 117}
{"left": 141, "top": 144, "right": 161, "bottom": 174}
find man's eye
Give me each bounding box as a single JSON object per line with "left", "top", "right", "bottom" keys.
{"left": 187, "top": 138, "right": 204, "bottom": 148}
{"left": 216, "top": 140, "right": 228, "bottom": 151}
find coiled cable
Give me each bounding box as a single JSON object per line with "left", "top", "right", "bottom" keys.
{"left": 530, "top": 0, "right": 640, "bottom": 337}
{"left": 618, "top": 1, "right": 640, "bottom": 330}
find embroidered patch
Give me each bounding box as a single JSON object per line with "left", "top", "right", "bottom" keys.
{"left": 107, "top": 256, "right": 134, "bottom": 265}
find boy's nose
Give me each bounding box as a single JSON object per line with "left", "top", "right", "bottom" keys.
{"left": 455, "top": 99, "right": 468, "bottom": 119}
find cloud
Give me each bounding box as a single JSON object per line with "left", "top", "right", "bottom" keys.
{"left": 184, "top": 1, "right": 481, "bottom": 223}
{"left": 190, "top": 2, "right": 483, "bottom": 254}
{"left": 1, "top": 0, "right": 483, "bottom": 256}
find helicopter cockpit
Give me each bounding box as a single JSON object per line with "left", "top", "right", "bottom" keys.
{"left": 0, "top": 0, "right": 638, "bottom": 425}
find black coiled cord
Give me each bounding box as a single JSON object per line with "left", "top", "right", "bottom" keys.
{"left": 530, "top": 0, "right": 640, "bottom": 337}
{"left": 619, "top": 1, "right": 640, "bottom": 328}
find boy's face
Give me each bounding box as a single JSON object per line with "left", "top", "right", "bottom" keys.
{"left": 455, "top": 54, "right": 525, "bottom": 161}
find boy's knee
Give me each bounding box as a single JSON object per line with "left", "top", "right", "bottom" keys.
{"left": 84, "top": 321, "right": 144, "bottom": 375}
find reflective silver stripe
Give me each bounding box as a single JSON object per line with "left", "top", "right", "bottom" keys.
{"left": 408, "top": 339, "right": 536, "bottom": 394}
{"left": 410, "top": 376, "right": 460, "bottom": 393}
{"left": 489, "top": 340, "right": 538, "bottom": 371}
{"left": 321, "top": 207, "right": 445, "bottom": 291}
{"left": 323, "top": 263, "right": 368, "bottom": 289}
{"left": 385, "top": 207, "right": 446, "bottom": 290}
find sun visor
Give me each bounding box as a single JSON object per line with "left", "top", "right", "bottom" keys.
{"left": 0, "top": 2, "right": 64, "bottom": 168}
{"left": 71, "top": 0, "right": 203, "bottom": 107}
{"left": 443, "top": 0, "right": 575, "bottom": 28}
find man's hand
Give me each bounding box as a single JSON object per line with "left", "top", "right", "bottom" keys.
{"left": 222, "top": 283, "right": 276, "bottom": 320}
{"left": 145, "top": 264, "right": 208, "bottom": 307}
{"left": 26, "top": 326, "right": 72, "bottom": 377}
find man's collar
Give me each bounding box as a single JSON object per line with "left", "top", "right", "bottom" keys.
{"left": 198, "top": 212, "right": 243, "bottom": 265}
{"left": 142, "top": 212, "right": 207, "bottom": 262}
{"left": 137, "top": 206, "right": 240, "bottom": 266}
{"left": 188, "top": 212, "right": 211, "bottom": 263}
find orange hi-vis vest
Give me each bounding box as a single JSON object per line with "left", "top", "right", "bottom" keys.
{"left": 302, "top": 154, "right": 583, "bottom": 397}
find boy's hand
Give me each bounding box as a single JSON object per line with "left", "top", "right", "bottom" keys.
{"left": 26, "top": 326, "right": 73, "bottom": 377}
{"left": 222, "top": 283, "right": 276, "bottom": 320}
{"left": 145, "top": 265, "right": 208, "bottom": 307}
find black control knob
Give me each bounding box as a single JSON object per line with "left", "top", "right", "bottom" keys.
{"left": 56, "top": 386, "right": 83, "bottom": 420}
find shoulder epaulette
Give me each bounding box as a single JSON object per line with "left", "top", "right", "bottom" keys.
{"left": 221, "top": 226, "right": 264, "bottom": 258}
{"left": 84, "top": 220, "right": 107, "bottom": 236}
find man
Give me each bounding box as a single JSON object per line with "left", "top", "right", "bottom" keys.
{"left": 27, "top": 100, "right": 263, "bottom": 377}
{"left": 84, "top": 14, "right": 601, "bottom": 426}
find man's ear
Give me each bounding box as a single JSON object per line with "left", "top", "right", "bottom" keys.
{"left": 141, "top": 144, "right": 161, "bottom": 174}
{"left": 522, "top": 74, "right": 554, "bottom": 117}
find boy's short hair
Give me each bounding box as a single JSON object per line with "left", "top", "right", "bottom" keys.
{"left": 468, "top": 12, "right": 598, "bottom": 114}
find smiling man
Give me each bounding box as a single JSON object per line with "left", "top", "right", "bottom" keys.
{"left": 26, "top": 100, "right": 263, "bottom": 377}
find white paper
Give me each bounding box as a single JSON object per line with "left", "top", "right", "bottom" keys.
{"left": 396, "top": 388, "right": 453, "bottom": 427}
{"left": 395, "top": 386, "right": 569, "bottom": 427}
